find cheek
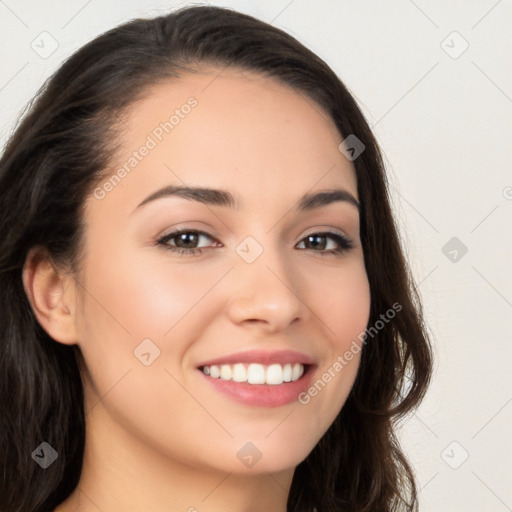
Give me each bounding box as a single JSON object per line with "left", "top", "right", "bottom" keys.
{"left": 328, "top": 271, "right": 371, "bottom": 347}
{"left": 74, "top": 244, "right": 233, "bottom": 401}
{"left": 74, "top": 248, "right": 230, "bottom": 458}
{"left": 79, "top": 243, "right": 230, "bottom": 343}
{"left": 298, "top": 258, "right": 370, "bottom": 419}
{"left": 304, "top": 255, "right": 371, "bottom": 346}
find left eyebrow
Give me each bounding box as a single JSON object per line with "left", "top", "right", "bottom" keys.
{"left": 298, "top": 189, "right": 360, "bottom": 211}
{"left": 132, "top": 185, "right": 360, "bottom": 213}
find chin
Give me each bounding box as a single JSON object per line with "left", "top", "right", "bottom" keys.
{"left": 203, "top": 431, "right": 320, "bottom": 476}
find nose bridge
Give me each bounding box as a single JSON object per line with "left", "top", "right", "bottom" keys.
{"left": 237, "top": 232, "right": 293, "bottom": 290}
{"left": 226, "top": 233, "right": 306, "bottom": 330}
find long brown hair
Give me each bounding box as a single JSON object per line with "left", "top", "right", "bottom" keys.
{"left": 0, "top": 6, "right": 433, "bottom": 511}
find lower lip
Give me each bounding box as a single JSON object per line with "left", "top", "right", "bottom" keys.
{"left": 197, "top": 366, "right": 315, "bottom": 407}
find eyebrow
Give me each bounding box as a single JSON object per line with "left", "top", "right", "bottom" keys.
{"left": 133, "top": 185, "right": 360, "bottom": 213}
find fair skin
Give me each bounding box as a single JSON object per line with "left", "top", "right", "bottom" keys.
{"left": 23, "top": 68, "right": 370, "bottom": 512}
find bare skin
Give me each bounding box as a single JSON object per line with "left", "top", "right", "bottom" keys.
{"left": 23, "top": 68, "right": 370, "bottom": 512}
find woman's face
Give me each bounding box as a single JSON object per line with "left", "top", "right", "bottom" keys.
{"left": 73, "top": 69, "right": 371, "bottom": 474}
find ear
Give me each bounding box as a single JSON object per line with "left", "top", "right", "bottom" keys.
{"left": 22, "top": 246, "right": 79, "bottom": 345}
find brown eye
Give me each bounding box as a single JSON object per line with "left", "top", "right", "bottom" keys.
{"left": 157, "top": 230, "right": 219, "bottom": 255}
{"left": 296, "top": 232, "right": 354, "bottom": 255}
{"left": 303, "top": 234, "right": 328, "bottom": 250}
{"left": 173, "top": 232, "right": 201, "bottom": 248}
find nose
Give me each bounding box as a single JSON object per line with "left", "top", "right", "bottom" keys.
{"left": 226, "top": 246, "right": 308, "bottom": 334}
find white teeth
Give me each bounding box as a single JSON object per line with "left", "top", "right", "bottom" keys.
{"left": 200, "top": 362, "right": 306, "bottom": 385}
{"left": 282, "top": 363, "right": 292, "bottom": 382}
{"left": 292, "top": 363, "right": 304, "bottom": 381}
{"left": 266, "top": 364, "right": 283, "bottom": 385}
{"left": 247, "top": 363, "right": 266, "bottom": 384}
{"left": 220, "top": 364, "right": 232, "bottom": 380}
{"left": 232, "top": 363, "right": 247, "bottom": 382}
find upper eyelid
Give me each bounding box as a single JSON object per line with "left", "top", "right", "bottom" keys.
{"left": 301, "top": 227, "right": 350, "bottom": 239}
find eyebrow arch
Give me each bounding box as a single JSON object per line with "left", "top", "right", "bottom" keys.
{"left": 133, "top": 185, "right": 360, "bottom": 213}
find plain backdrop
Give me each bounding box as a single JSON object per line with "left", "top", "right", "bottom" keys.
{"left": 1, "top": 1, "right": 511, "bottom": 510}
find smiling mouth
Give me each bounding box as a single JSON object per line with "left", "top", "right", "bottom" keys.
{"left": 198, "top": 362, "right": 310, "bottom": 386}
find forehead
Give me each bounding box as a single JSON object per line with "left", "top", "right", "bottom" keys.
{"left": 92, "top": 68, "right": 358, "bottom": 214}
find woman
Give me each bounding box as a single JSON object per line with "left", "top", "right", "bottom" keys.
{"left": 0, "top": 6, "right": 433, "bottom": 512}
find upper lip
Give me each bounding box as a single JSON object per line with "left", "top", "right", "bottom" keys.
{"left": 196, "top": 349, "right": 317, "bottom": 368}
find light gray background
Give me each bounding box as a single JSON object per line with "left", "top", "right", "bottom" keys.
{"left": 1, "top": 1, "right": 511, "bottom": 510}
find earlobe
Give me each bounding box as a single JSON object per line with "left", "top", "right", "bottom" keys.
{"left": 22, "top": 246, "right": 79, "bottom": 345}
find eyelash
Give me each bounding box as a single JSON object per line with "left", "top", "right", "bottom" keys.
{"left": 155, "top": 229, "right": 354, "bottom": 256}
